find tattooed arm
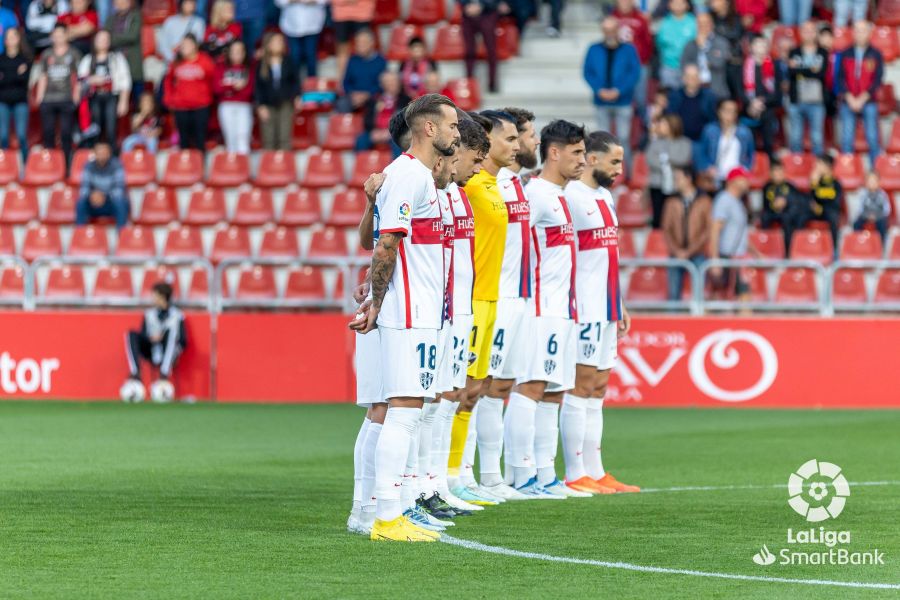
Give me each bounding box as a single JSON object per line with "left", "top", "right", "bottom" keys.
{"left": 357, "top": 232, "right": 402, "bottom": 334}
{"left": 358, "top": 172, "right": 387, "bottom": 251}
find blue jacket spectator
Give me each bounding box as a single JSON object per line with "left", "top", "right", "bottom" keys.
{"left": 695, "top": 99, "right": 755, "bottom": 183}
{"left": 338, "top": 28, "right": 386, "bottom": 112}
{"left": 583, "top": 36, "right": 640, "bottom": 107}
{"left": 0, "top": 7, "right": 18, "bottom": 33}
{"left": 75, "top": 142, "right": 129, "bottom": 228}
{"left": 666, "top": 64, "right": 717, "bottom": 141}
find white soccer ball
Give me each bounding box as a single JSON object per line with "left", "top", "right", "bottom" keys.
{"left": 150, "top": 379, "right": 175, "bottom": 404}
{"left": 120, "top": 379, "right": 146, "bottom": 403}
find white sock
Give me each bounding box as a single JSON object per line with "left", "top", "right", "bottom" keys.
{"left": 583, "top": 398, "right": 606, "bottom": 480}
{"left": 351, "top": 417, "right": 370, "bottom": 517}
{"left": 402, "top": 419, "right": 420, "bottom": 511}
{"left": 503, "top": 406, "right": 514, "bottom": 486}
{"left": 476, "top": 396, "right": 505, "bottom": 486}
{"left": 417, "top": 402, "right": 438, "bottom": 498}
{"left": 506, "top": 392, "right": 537, "bottom": 488}
{"left": 459, "top": 402, "right": 479, "bottom": 487}
{"left": 431, "top": 399, "right": 457, "bottom": 496}
{"left": 374, "top": 406, "right": 421, "bottom": 522}
{"left": 360, "top": 421, "right": 382, "bottom": 528}
{"left": 535, "top": 401, "right": 560, "bottom": 486}
{"left": 560, "top": 394, "right": 588, "bottom": 482}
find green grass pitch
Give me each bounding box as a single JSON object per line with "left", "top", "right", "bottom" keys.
{"left": 0, "top": 401, "right": 897, "bottom": 599}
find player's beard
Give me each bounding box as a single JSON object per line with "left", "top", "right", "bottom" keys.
{"left": 433, "top": 135, "right": 458, "bottom": 158}
{"left": 516, "top": 148, "right": 537, "bottom": 170}
{"left": 594, "top": 168, "right": 616, "bottom": 189}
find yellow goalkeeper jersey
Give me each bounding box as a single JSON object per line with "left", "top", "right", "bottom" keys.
{"left": 465, "top": 169, "right": 508, "bottom": 302}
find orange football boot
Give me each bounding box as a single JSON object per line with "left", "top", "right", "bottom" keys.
{"left": 565, "top": 476, "right": 617, "bottom": 494}
{"left": 596, "top": 473, "right": 640, "bottom": 493}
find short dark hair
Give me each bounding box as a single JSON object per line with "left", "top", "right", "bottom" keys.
{"left": 817, "top": 154, "right": 835, "bottom": 167}
{"left": 479, "top": 109, "right": 516, "bottom": 131}
{"left": 469, "top": 112, "right": 493, "bottom": 134}
{"left": 770, "top": 158, "right": 783, "bottom": 169}
{"left": 584, "top": 130, "right": 621, "bottom": 154}
{"left": 152, "top": 281, "right": 174, "bottom": 303}
{"left": 717, "top": 97, "right": 738, "bottom": 111}
{"left": 672, "top": 165, "right": 694, "bottom": 180}
{"left": 539, "top": 119, "right": 586, "bottom": 163}
{"left": 458, "top": 118, "right": 490, "bottom": 156}
{"left": 404, "top": 93, "right": 456, "bottom": 131}
{"left": 501, "top": 106, "right": 535, "bottom": 134}
{"left": 388, "top": 110, "right": 411, "bottom": 149}
{"left": 819, "top": 25, "right": 833, "bottom": 35}
{"left": 408, "top": 36, "right": 425, "bottom": 47}
{"left": 52, "top": 22, "right": 67, "bottom": 33}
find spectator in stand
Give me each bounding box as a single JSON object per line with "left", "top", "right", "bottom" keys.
{"left": 75, "top": 140, "right": 128, "bottom": 227}
{"left": 853, "top": 172, "right": 891, "bottom": 244}
{"left": 696, "top": 98, "right": 754, "bottom": 186}
{"left": 786, "top": 21, "right": 828, "bottom": 157}
{"left": 338, "top": 28, "right": 385, "bottom": 113}
{"left": 646, "top": 87, "right": 669, "bottom": 127}
{"left": 275, "top": 0, "right": 326, "bottom": 80}
{"left": 803, "top": 154, "right": 843, "bottom": 255}
{"left": 655, "top": 0, "right": 696, "bottom": 90}
{"left": 26, "top": 0, "right": 69, "bottom": 51}
{"left": 709, "top": 166, "right": 752, "bottom": 301}
{"left": 355, "top": 71, "right": 411, "bottom": 152}
{"left": 214, "top": 39, "right": 254, "bottom": 154}
{"left": 734, "top": 0, "right": 765, "bottom": 34}
{"left": 331, "top": 0, "right": 374, "bottom": 78}
{"left": 836, "top": 20, "right": 883, "bottom": 164}
{"left": 159, "top": 0, "right": 205, "bottom": 64}
{"left": 819, "top": 26, "right": 838, "bottom": 112}
{"left": 778, "top": 0, "right": 811, "bottom": 26}
{"left": 646, "top": 114, "right": 693, "bottom": 228}
{"left": 78, "top": 28, "right": 131, "bottom": 146}
{"left": 399, "top": 37, "right": 436, "bottom": 99}
{"left": 667, "top": 64, "right": 716, "bottom": 143}
{"left": 761, "top": 160, "right": 803, "bottom": 254}
{"left": 254, "top": 31, "right": 300, "bottom": 150}
{"left": 36, "top": 24, "right": 81, "bottom": 170}
{"left": 203, "top": 0, "right": 241, "bottom": 61}
{"left": 611, "top": 0, "right": 652, "bottom": 118}
{"left": 740, "top": 34, "right": 781, "bottom": 158}
{"left": 681, "top": 11, "right": 731, "bottom": 101}
{"left": 422, "top": 70, "right": 455, "bottom": 103}
{"left": 0, "top": 28, "right": 30, "bottom": 163}
{"left": 834, "top": 0, "right": 868, "bottom": 27}
{"left": 121, "top": 90, "right": 161, "bottom": 152}
{"left": 459, "top": 0, "right": 500, "bottom": 93}
{"left": 162, "top": 33, "right": 215, "bottom": 151}
{"left": 584, "top": 16, "right": 640, "bottom": 169}
{"left": 233, "top": 0, "right": 266, "bottom": 54}
{"left": 57, "top": 0, "right": 97, "bottom": 54}
{"left": 662, "top": 166, "right": 711, "bottom": 301}
{"left": 107, "top": 0, "right": 141, "bottom": 101}
{"left": 708, "top": 0, "right": 744, "bottom": 98}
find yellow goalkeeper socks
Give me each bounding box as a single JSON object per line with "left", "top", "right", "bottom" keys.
{"left": 447, "top": 410, "right": 472, "bottom": 477}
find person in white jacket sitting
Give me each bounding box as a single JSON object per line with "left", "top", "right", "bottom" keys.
{"left": 77, "top": 28, "right": 131, "bottom": 147}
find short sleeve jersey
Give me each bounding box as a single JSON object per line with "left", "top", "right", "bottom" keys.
{"left": 448, "top": 182, "right": 475, "bottom": 316}
{"left": 496, "top": 167, "right": 532, "bottom": 299}
{"left": 464, "top": 169, "right": 508, "bottom": 302}
{"left": 526, "top": 176, "right": 577, "bottom": 320}
{"left": 565, "top": 179, "right": 621, "bottom": 323}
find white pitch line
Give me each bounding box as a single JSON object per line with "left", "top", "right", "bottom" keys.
{"left": 638, "top": 481, "right": 900, "bottom": 494}
{"left": 440, "top": 535, "right": 900, "bottom": 591}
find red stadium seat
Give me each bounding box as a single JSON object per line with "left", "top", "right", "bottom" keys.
{"left": 448, "top": 2, "right": 461, "bottom": 23}
{"left": 642, "top": 229, "right": 668, "bottom": 258}
{"left": 44, "top": 265, "right": 85, "bottom": 299}
{"left": 285, "top": 266, "right": 327, "bottom": 300}
{"left": 121, "top": 149, "right": 157, "bottom": 186}
{"left": 259, "top": 226, "right": 300, "bottom": 258}
{"left": 67, "top": 149, "right": 93, "bottom": 186}
{"left": 781, "top": 153, "right": 815, "bottom": 192}
{"left": 407, "top": 0, "right": 445, "bottom": 24}
{"left": 322, "top": 114, "right": 363, "bottom": 151}
{"left": 372, "top": 0, "right": 400, "bottom": 24}
{"left": 184, "top": 186, "right": 227, "bottom": 226}
{"left": 615, "top": 190, "right": 650, "bottom": 227}
{"left": 0, "top": 184, "right": 38, "bottom": 224}
{"left": 253, "top": 151, "right": 297, "bottom": 188}
{"left": 93, "top": 265, "right": 134, "bottom": 300}
{"left": 328, "top": 189, "right": 368, "bottom": 227}
{"left": 235, "top": 265, "right": 277, "bottom": 299}
{"left": 0, "top": 224, "right": 14, "bottom": 254}
{"left": 0, "top": 265, "right": 25, "bottom": 298}
{"left": 136, "top": 186, "right": 178, "bottom": 225}
{"left": 303, "top": 151, "right": 344, "bottom": 188}
{"left": 741, "top": 267, "right": 769, "bottom": 302}
{"left": 775, "top": 267, "right": 818, "bottom": 304}
{"left": 207, "top": 152, "right": 250, "bottom": 187}
{"left": 432, "top": 25, "right": 465, "bottom": 61}
{"left": 141, "top": 0, "right": 174, "bottom": 25}
{"left": 44, "top": 185, "right": 78, "bottom": 224}
{"left": 307, "top": 226, "right": 348, "bottom": 258}
{"left": 617, "top": 229, "right": 636, "bottom": 259}
{"left": 832, "top": 153, "right": 865, "bottom": 191}
{"left": 386, "top": 25, "right": 424, "bottom": 61}
{"left": 233, "top": 187, "right": 275, "bottom": 226}
{"left": 141, "top": 24, "right": 157, "bottom": 58}
{"left": 789, "top": 228, "right": 834, "bottom": 265}
{"left": 210, "top": 225, "right": 252, "bottom": 262}
{"left": 187, "top": 266, "right": 209, "bottom": 302}
{"left": 115, "top": 225, "right": 156, "bottom": 258}
{"left": 874, "top": 154, "right": 900, "bottom": 192}
{"left": 140, "top": 265, "right": 178, "bottom": 299}
{"left": 23, "top": 149, "right": 64, "bottom": 187}
{"left": 349, "top": 149, "right": 393, "bottom": 188}
{"left": 445, "top": 78, "right": 481, "bottom": 112}
{"left": 163, "top": 225, "right": 204, "bottom": 258}
{"left": 160, "top": 149, "right": 203, "bottom": 187}
{"left": 832, "top": 268, "right": 868, "bottom": 306}
{"left": 840, "top": 230, "right": 883, "bottom": 260}
{"left": 626, "top": 267, "right": 667, "bottom": 301}
{"left": 494, "top": 21, "right": 520, "bottom": 60}
{"left": 279, "top": 187, "right": 322, "bottom": 227}
{"left": 292, "top": 113, "right": 319, "bottom": 150}
{"left": 627, "top": 153, "right": 648, "bottom": 190}
{"left": 872, "top": 26, "right": 900, "bottom": 62}
{"left": 875, "top": 269, "right": 900, "bottom": 303}
{"left": 888, "top": 121, "right": 900, "bottom": 154}
{"left": 877, "top": 83, "right": 897, "bottom": 116}
{"left": 876, "top": 0, "right": 900, "bottom": 25}
{"left": 301, "top": 77, "right": 339, "bottom": 113}
{"left": 748, "top": 152, "right": 770, "bottom": 190}
{"left": 22, "top": 225, "right": 62, "bottom": 261}
{"left": 0, "top": 149, "right": 20, "bottom": 184}
{"left": 749, "top": 228, "right": 786, "bottom": 259}
{"left": 68, "top": 225, "right": 109, "bottom": 257}
{"left": 889, "top": 235, "right": 900, "bottom": 260}
{"left": 833, "top": 26, "right": 852, "bottom": 51}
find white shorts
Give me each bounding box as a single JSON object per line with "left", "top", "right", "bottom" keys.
{"left": 519, "top": 316, "right": 576, "bottom": 393}
{"left": 435, "top": 321, "right": 454, "bottom": 394}
{"left": 488, "top": 297, "right": 533, "bottom": 380}
{"left": 576, "top": 321, "right": 618, "bottom": 370}
{"left": 379, "top": 326, "right": 440, "bottom": 401}
{"left": 450, "top": 313, "right": 474, "bottom": 390}
{"left": 354, "top": 330, "right": 383, "bottom": 407}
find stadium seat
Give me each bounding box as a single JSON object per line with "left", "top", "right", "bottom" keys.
{"left": 301, "top": 77, "right": 339, "bottom": 113}
{"left": 872, "top": 26, "right": 900, "bottom": 62}
{"left": 259, "top": 226, "right": 300, "bottom": 258}
{"left": 789, "top": 229, "right": 834, "bottom": 265}
{"left": 307, "top": 226, "right": 348, "bottom": 258}
{"left": 23, "top": 149, "right": 64, "bottom": 187}
{"left": 121, "top": 149, "right": 157, "bottom": 186}
{"left": 741, "top": 267, "right": 769, "bottom": 302}
{"left": 616, "top": 229, "right": 635, "bottom": 259}
{"left": 136, "top": 186, "right": 178, "bottom": 225}
{"left": 349, "top": 149, "right": 393, "bottom": 188}
{"left": 0, "top": 265, "right": 25, "bottom": 298}
{"left": 407, "top": 0, "right": 445, "bottom": 24}
{"left": 184, "top": 186, "right": 227, "bottom": 226}
{"left": 833, "top": 26, "right": 852, "bottom": 51}
{"left": 93, "top": 265, "right": 134, "bottom": 300}
{"left": 749, "top": 228, "right": 786, "bottom": 259}
{"left": 747, "top": 152, "right": 770, "bottom": 190}
{"left": 44, "top": 265, "right": 85, "bottom": 299}
{"left": 44, "top": 185, "right": 78, "bottom": 224}
{"left": 328, "top": 189, "right": 368, "bottom": 227}
{"left": 253, "top": 151, "right": 297, "bottom": 188}
{"left": 775, "top": 267, "right": 818, "bottom": 304}
{"left": 302, "top": 151, "right": 344, "bottom": 188}
{"left": 0, "top": 225, "right": 14, "bottom": 254}
{"left": 0, "top": 149, "right": 19, "bottom": 184}
{"left": 67, "top": 149, "right": 93, "bottom": 186}
{"left": 207, "top": 152, "right": 250, "bottom": 187}
{"left": 888, "top": 121, "right": 900, "bottom": 154}
{"left": 781, "top": 153, "right": 815, "bottom": 192}
{"left": 210, "top": 225, "right": 252, "bottom": 263}
{"left": 832, "top": 153, "right": 865, "bottom": 190}
{"left": 187, "top": 266, "right": 209, "bottom": 303}
{"left": 160, "top": 149, "right": 204, "bottom": 187}
{"left": 877, "top": 0, "right": 900, "bottom": 25}
{"left": 233, "top": 187, "right": 275, "bottom": 226}
{"left": 832, "top": 268, "right": 868, "bottom": 306}
{"left": 840, "top": 230, "right": 883, "bottom": 260}
{"left": 626, "top": 267, "right": 667, "bottom": 301}
{"left": 615, "top": 190, "right": 650, "bottom": 227}
{"left": 140, "top": 265, "right": 178, "bottom": 299}
{"left": 233, "top": 265, "right": 277, "bottom": 299}
{"left": 877, "top": 83, "right": 897, "bottom": 116}
{"left": 386, "top": 25, "right": 424, "bottom": 61}
{"left": 163, "top": 225, "right": 204, "bottom": 258}
{"left": 372, "top": 0, "right": 400, "bottom": 24}
{"left": 494, "top": 21, "right": 520, "bottom": 60}
{"left": 279, "top": 187, "right": 322, "bottom": 227}
{"left": 292, "top": 114, "right": 319, "bottom": 150}
{"left": 141, "top": 24, "right": 157, "bottom": 58}
{"left": 322, "top": 114, "right": 363, "bottom": 151}
{"left": 874, "top": 154, "right": 900, "bottom": 192}
{"left": 627, "top": 153, "right": 648, "bottom": 190}
{"left": 115, "top": 225, "right": 157, "bottom": 258}
{"left": 889, "top": 235, "right": 900, "bottom": 260}
{"left": 875, "top": 269, "right": 900, "bottom": 304}
{"left": 141, "top": 0, "right": 174, "bottom": 25}
{"left": 22, "top": 225, "right": 62, "bottom": 262}
{"left": 432, "top": 25, "right": 465, "bottom": 61}
{"left": 68, "top": 225, "right": 109, "bottom": 257}
{"left": 445, "top": 78, "right": 481, "bottom": 112}
{"left": 0, "top": 184, "right": 38, "bottom": 224}
{"left": 642, "top": 229, "right": 668, "bottom": 259}
{"left": 285, "top": 265, "right": 327, "bottom": 300}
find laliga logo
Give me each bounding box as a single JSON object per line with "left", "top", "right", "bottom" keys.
{"left": 788, "top": 459, "right": 850, "bottom": 522}
{"left": 687, "top": 330, "right": 778, "bottom": 402}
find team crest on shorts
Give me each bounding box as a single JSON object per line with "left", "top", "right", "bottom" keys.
{"left": 490, "top": 353, "right": 502, "bottom": 370}
{"left": 468, "top": 351, "right": 477, "bottom": 366}
{"left": 453, "top": 363, "right": 460, "bottom": 377}
{"left": 419, "top": 372, "right": 434, "bottom": 390}
{"left": 582, "top": 343, "right": 596, "bottom": 359}
{"left": 544, "top": 359, "right": 557, "bottom": 375}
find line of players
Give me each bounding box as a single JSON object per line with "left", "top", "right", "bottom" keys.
{"left": 347, "top": 94, "right": 639, "bottom": 542}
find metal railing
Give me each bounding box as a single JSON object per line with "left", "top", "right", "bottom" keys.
{"left": 620, "top": 258, "right": 701, "bottom": 315}
{"left": 698, "top": 259, "right": 831, "bottom": 315}
{"left": 829, "top": 260, "right": 900, "bottom": 313}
